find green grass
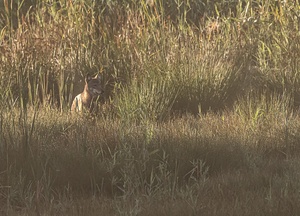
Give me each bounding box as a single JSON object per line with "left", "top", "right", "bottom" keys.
{"left": 1, "top": 0, "right": 300, "bottom": 215}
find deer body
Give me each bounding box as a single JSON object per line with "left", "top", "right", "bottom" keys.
{"left": 71, "top": 74, "right": 103, "bottom": 112}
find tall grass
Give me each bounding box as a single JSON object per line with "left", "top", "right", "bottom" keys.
{"left": 1, "top": 0, "right": 300, "bottom": 113}
{"left": 2, "top": 0, "right": 300, "bottom": 215}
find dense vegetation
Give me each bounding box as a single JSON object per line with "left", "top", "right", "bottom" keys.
{"left": 1, "top": 0, "right": 300, "bottom": 215}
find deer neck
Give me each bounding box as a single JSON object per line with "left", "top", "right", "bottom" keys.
{"left": 81, "top": 86, "right": 93, "bottom": 106}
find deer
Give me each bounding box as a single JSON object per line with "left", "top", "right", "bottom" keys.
{"left": 71, "top": 74, "right": 104, "bottom": 113}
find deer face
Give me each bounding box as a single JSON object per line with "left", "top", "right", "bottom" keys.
{"left": 86, "top": 74, "right": 104, "bottom": 96}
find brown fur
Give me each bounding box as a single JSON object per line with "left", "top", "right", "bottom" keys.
{"left": 71, "top": 74, "right": 104, "bottom": 112}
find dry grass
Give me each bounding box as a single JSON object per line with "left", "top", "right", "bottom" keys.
{"left": 1, "top": 104, "right": 300, "bottom": 215}
{"left": 1, "top": 0, "right": 300, "bottom": 215}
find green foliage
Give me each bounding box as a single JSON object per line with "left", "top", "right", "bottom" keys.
{"left": 115, "top": 74, "right": 178, "bottom": 122}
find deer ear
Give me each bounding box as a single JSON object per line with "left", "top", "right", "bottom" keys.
{"left": 85, "top": 74, "right": 92, "bottom": 82}
{"left": 94, "top": 74, "right": 101, "bottom": 81}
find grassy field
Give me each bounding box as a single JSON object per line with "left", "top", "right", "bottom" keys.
{"left": 1, "top": 0, "right": 300, "bottom": 215}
